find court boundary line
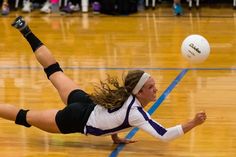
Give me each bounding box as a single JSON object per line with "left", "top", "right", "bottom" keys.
{"left": 109, "top": 69, "right": 188, "bottom": 157}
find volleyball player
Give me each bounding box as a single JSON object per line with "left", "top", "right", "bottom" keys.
{"left": 0, "top": 16, "right": 207, "bottom": 144}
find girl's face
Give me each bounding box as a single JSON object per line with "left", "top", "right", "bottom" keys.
{"left": 138, "top": 77, "right": 157, "bottom": 107}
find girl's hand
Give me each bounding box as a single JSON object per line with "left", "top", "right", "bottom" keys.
{"left": 111, "top": 134, "right": 137, "bottom": 144}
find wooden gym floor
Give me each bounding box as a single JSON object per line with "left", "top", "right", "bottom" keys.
{"left": 0, "top": 5, "right": 236, "bottom": 157}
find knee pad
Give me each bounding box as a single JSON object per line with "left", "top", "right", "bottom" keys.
{"left": 44, "top": 62, "right": 63, "bottom": 79}
{"left": 15, "top": 109, "right": 31, "bottom": 128}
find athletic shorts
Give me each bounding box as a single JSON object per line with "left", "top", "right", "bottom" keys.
{"left": 55, "top": 89, "right": 96, "bottom": 134}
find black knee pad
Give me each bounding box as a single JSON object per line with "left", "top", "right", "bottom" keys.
{"left": 44, "top": 62, "right": 63, "bottom": 79}
{"left": 15, "top": 109, "right": 31, "bottom": 128}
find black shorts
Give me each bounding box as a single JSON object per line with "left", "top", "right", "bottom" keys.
{"left": 55, "top": 89, "right": 96, "bottom": 134}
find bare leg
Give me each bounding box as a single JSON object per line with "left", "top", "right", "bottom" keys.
{"left": 12, "top": 16, "right": 79, "bottom": 105}
{"left": 35, "top": 46, "right": 79, "bottom": 104}
{"left": 27, "top": 109, "right": 60, "bottom": 133}
{"left": 0, "top": 104, "right": 60, "bottom": 133}
{"left": 0, "top": 104, "right": 19, "bottom": 121}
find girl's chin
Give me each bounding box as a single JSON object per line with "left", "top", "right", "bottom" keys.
{"left": 152, "top": 97, "right": 157, "bottom": 101}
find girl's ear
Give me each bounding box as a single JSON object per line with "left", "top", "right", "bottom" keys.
{"left": 136, "top": 89, "right": 143, "bottom": 97}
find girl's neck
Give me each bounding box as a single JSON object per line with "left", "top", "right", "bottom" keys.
{"left": 136, "top": 97, "right": 148, "bottom": 107}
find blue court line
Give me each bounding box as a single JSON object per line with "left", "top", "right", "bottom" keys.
{"left": 1, "top": 66, "right": 236, "bottom": 71}
{"left": 109, "top": 69, "right": 188, "bottom": 157}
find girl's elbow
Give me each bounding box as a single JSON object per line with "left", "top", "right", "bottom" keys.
{"left": 162, "top": 138, "right": 172, "bottom": 142}
{"left": 157, "top": 135, "right": 174, "bottom": 142}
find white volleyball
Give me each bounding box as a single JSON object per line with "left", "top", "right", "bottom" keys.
{"left": 181, "top": 34, "right": 210, "bottom": 63}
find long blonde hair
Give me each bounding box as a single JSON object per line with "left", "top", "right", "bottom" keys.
{"left": 90, "top": 70, "right": 144, "bottom": 109}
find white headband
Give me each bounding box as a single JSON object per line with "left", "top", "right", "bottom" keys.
{"left": 132, "top": 72, "right": 150, "bottom": 95}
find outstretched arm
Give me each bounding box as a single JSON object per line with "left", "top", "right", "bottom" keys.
{"left": 110, "top": 112, "right": 207, "bottom": 144}
{"left": 154, "top": 111, "right": 207, "bottom": 142}
{"left": 130, "top": 109, "right": 207, "bottom": 142}
{"left": 111, "top": 134, "right": 137, "bottom": 144}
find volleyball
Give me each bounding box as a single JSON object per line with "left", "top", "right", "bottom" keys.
{"left": 181, "top": 34, "right": 210, "bottom": 63}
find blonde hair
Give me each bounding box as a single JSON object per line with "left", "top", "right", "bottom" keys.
{"left": 90, "top": 70, "right": 144, "bottom": 109}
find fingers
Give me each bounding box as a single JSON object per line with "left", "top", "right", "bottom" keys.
{"left": 121, "top": 139, "right": 137, "bottom": 144}
{"left": 113, "top": 138, "right": 138, "bottom": 144}
{"left": 126, "top": 139, "right": 137, "bottom": 144}
{"left": 199, "top": 111, "right": 207, "bottom": 119}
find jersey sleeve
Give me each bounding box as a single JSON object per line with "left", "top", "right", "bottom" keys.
{"left": 129, "top": 107, "right": 184, "bottom": 142}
